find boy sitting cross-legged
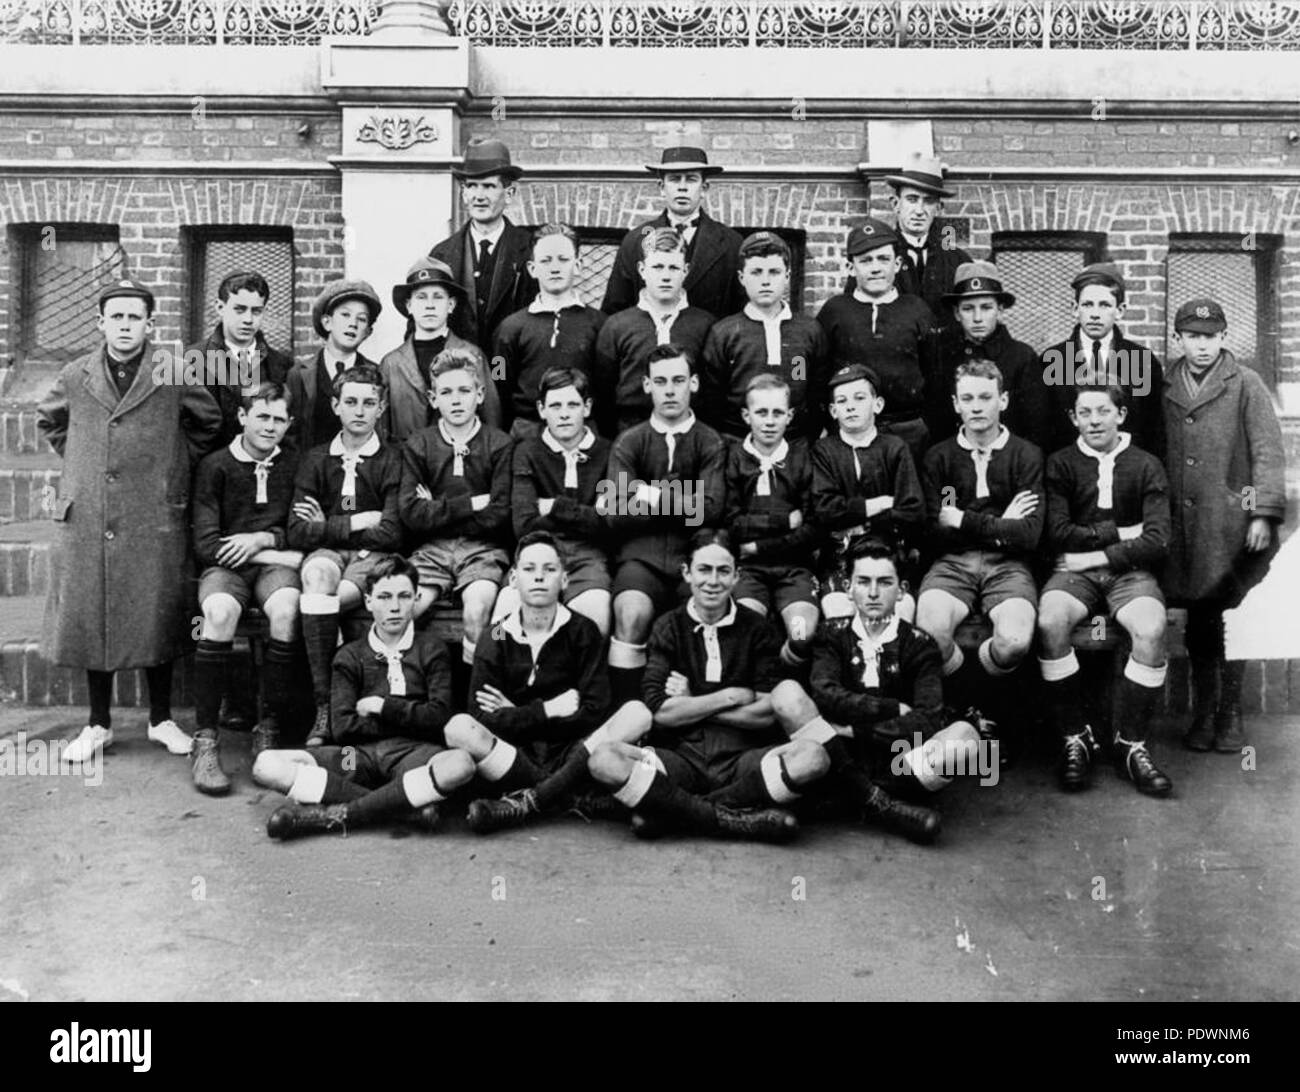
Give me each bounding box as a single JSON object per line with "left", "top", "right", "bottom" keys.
{"left": 1039, "top": 384, "right": 1173, "bottom": 796}
{"left": 399, "top": 347, "right": 513, "bottom": 677}
{"left": 588, "top": 529, "right": 831, "bottom": 843}
{"left": 255, "top": 555, "right": 476, "bottom": 839}
{"left": 724, "top": 373, "right": 821, "bottom": 670}
{"left": 456, "top": 532, "right": 653, "bottom": 833}
{"left": 915, "top": 359, "right": 1044, "bottom": 749}
{"left": 189, "top": 380, "right": 303, "bottom": 794}
{"left": 288, "top": 363, "right": 403, "bottom": 746}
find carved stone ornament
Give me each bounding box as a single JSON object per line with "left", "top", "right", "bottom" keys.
{"left": 356, "top": 114, "right": 440, "bottom": 150}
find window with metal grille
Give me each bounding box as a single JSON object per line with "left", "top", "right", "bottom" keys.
{"left": 11, "top": 224, "right": 126, "bottom": 365}
{"left": 186, "top": 228, "right": 295, "bottom": 354}
{"left": 1166, "top": 234, "right": 1281, "bottom": 387}
{"left": 990, "top": 232, "right": 1109, "bottom": 351}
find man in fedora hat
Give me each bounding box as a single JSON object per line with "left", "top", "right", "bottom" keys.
{"left": 880, "top": 151, "right": 971, "bottom": 318}
{"left": 601, "top": 146, "right": 744, "bottom": 322}
{"left": 286, "top": 278, "right": 382, "bottom": 453}
{"left": 926, "top": 259, "right": 1049, "bottom": 448}
{"left": 428, "top": 137, "right": 538, "bottom": 355}
{"left": 380, "top": 256, "right": 502, "bottom": 443}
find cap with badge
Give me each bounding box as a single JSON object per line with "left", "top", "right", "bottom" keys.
{"left": 941, "top": 260, "right": 1016, "bottom": 308}
{"left": 882, "top": 151, "right": 955, "bottom": 198}
{"left": 452, "top": 137, "right": 524, "bottom": 182}
{"left": 1070, "top": 261, "right": 1126, "bottom": 295}
{"left": 391, "top": 257, "right": 466, "bottom": 317}
{"left": 98, "top": 277, "right": 155, "bottom": 313}
{"left": 645, "top": 146, "right": 725, "bottom": 176}
{"left": 827, "top": 363, "right": 883, "bottom": 394}
{"left": 1174, "top": 298, "right": 1227, "bottom": 334}
{"left": 311, "top": 278, "right": 383, "bottom": 338}
{"left": 845, "top": 218, "right": 901, "bottom": 257}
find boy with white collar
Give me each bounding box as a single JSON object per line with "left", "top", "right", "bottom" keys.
{"left": 594, "top": 227, "right": 714, "bottom": 436}
{"left": 454, "top": 532, "right": 653, "bottom": 833}
{"left": 287, "top": 363, "right": 404, "bottom": 746}
{"left": 916, "top": 359, "right": 1043, "bottom": 743}
{"left": 1040, "top": 384, "right": 1172, "bottom": 796}
{"left": 190, "top": 381, "right": 303, "bottom": 793}
{"left": 700, "top": 231, "right": 829, "bottom": 441}
{"left": 255, "top": 555, "right": 476, "bottom": 839}
{"left": 492, "top": 223, "right": 607, "bottom": 440}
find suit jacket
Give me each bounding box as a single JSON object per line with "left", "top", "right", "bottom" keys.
{"left": 429, "top": 218, "right": 538, "bottom": 354}
{"left": 284, "top": 349, "right": 378, "bottom": 454}
{"left": 185, "top": 324, "right": 293, "bottom": 449}
{"left": 601, "top": 210, "right": 745, "bottom": 322}
{"left": 378, "top": 333, "right": 502, "bottom": 444}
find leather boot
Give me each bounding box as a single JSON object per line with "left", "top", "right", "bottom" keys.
{"left": 1184, "top": 656, "right": 1218, "bottom": 752}
{"left": 861, "top": 781, "right": 941, "bottom": 844}
{"left": 466, "top": 789, "right": 540, "bottom": 834}
{"left": 1213, "top": 660, "right": 1247, "bottom": 753}
{"left": 713, "top": 805, "right": 800, "bottom": 843}
{"left": 1059, "top": 724, "right": 1098, "bottom": 792}
{"left": 266, "top": 803, "right": 349, "bottom": 840}
{"left": 191, "top": 734, "right": 231, "bottom": 796}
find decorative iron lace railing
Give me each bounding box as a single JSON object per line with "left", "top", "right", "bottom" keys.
{"left": 3, "top": 1, "right": 1300, "bottom": 48}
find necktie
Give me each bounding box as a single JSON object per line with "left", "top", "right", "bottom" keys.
{"left": 855, "top": 615, "right": 898, "bottom": 689}
{"left": 477, "top": 238, "right": 492, "bottom": 272}
{"left": 743, "top": 435, "right": 787, "bottom": 497}
{"left": 338, "top": 449, "right": 363, "bottom": 499}
{"left": 543, "top": 428, "right": 593, "bottom": 490}
{"left": 439, "top": 418, "right": 480, "bottom": 477}
{"left": 1090, "top": 338, "right": 1101, "bottom": 381}
{"left": 368, "top": 629, "right": 408, "bottom": 696}
{"left": 1077, "top": 433, "right": 1131, "bottom": 510}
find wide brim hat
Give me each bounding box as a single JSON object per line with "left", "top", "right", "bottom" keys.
{"left": 941, "top": 261, "right": 1015, "bottom": 307}
{"left": 312, "top": 279, "right": 383, "bottom": 339}
{"left": 882, "top": 151, "right": 955, "bottom": 198}
{"left": 645, "top": 145, "right": 724, "bottom": 176}
{"left": 452, "top": 137, "right": 524, "bottom": 182}
{"left": 392, "top": 258, "right": 466, "bottom": 317}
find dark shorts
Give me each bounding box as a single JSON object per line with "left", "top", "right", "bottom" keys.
{"left": 198, "top": 563, "right": 299, "bottom": 610}
{"left": 304, "top": 548, "right": 389, "bottom": 591}
{"left": 734, "top": 564, "right": 818, "bottom": 615}
{"left": 410, "top": 537, "right": 509, "bottom": 599}
{"left": 1043, "top": 568, "right": 1164, "bottom": 617}
{"left": 313, "top": 737, "right": 444, "bottom": 792}
{"left": 612, "top": 559, "right": 688, "bottom": 614}
{"left": 556, "top": 539, "right": 612, "bottom": 600}
{"left": 919, "top": 550, "right": 1038, "bottom": 612}
{"left": 651, "top": 733, "right": 786, "bottom": 811}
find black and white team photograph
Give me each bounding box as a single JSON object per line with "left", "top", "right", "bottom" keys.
{"left": 0, "top": 0, "right": 1296, "bottom": 1041}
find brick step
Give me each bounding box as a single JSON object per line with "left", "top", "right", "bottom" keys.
{"left": 0, "top": 521, "right": 54, "bottom": 597}
{"left": 0, "top": 407, "right": 47, "bottom": 456}
{"left": 0, "top": 453, "right": 63, "bottom": 523}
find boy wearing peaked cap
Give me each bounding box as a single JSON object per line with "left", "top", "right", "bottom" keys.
{"left": 1039, "top": 261, "right": 1166, "bottom": 460}
{"left": 381, "top": 257, "right": 502, "bottom": 442}
{"left": 817, "top": 219, "right": 940, "bottom": 464}
{"left": 880, "top": 151, "right": 973, "bottom": 317}
{"left": 601, "top": 146, "right": 745, "bottom": 321}
{"left": 927, "top": 259, "right": 1049, "bottom": 448}
{"left": 286, "top": 278, "right": 382, "bottom": 453}
{"left": 1163, "top": 298, "right": 1284, "bottom": 755}
{"left": 429, "top": 137, "right": 538, "bottom": 354}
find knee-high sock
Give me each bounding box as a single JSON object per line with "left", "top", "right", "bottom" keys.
{"left": 821, "top": 735, "right": 878, "bottom": 801}
{"left": 1040, "top": 651, "right": 1085, "bottom": 739}
{"left": 261, "top": 638, "right": 297, "bottom": 722}
{"left": 345, "top": 764, "right": 450, "bottom": 827}
{"left": 145, "top": 661, "right": 174, "bottom": 724}
{"left": 625, "top": 770, "right": 718, "bottom": 832}
{"left": 476, "top": 738, "right": 538, "bottom": 794}
{"left": 608, "top": 639, "right": 647, "bottom": 706}
{"left": 300, "top": 594, "right": 340, "bottom": 705}
{"left": 193, "top": 639, "right": 232, "bottom": 736}
{"left": 287, "top": 764, "right": 366, "bottom": 804}
{"left": 87, "top": 669, "right": 114, "bottom": 729}
{"left": 1116, "top": 657, "right": 1167, "bottom": 744}
{"left": 708, "top": 750, "right": 801, "bottom": 809}
{"left": 533, "top": 747, "right": 593, "bottom": 810}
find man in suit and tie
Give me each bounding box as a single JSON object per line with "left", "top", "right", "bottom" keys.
{"left": 601, "top": 146, "right": 745, "bottom": 323}
{"left": 881, "top": 151, "right": 972, "bottom": 319}
{"left": 428, "top": 137, "right": 538, "bottom": 356}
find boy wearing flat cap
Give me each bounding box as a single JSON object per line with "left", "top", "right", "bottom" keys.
{"left": 1163, "top": 298, "right": 1284, "bottom": 755}
{"left": 381, "top": 257, "right": 502, "bottom": 443}
{"left": 601, "top": 146, "right": 745, "bottom": 322}
{"left": 286, "top": 278, "right": 382, "bottom": 453}
{"left": 428, "top": 137, "right": 538, "bottom": 354}
{"left": 882, "top": 151, "right": 972, "bottom": 317}
{"left": 927, "top": 259, "right": 1049, "bottom": 449}
{"left": 42, "top": 278, "right": 222, "bottom": 765}
{"left": 817, "top": 219, "right": 939, "bottom": 465}
{"left": 1039, "top": 262, "right": 1165, "bottom": 460}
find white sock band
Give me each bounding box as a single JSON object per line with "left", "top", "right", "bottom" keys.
{"left": 613, "top": 750, "right": 660, "bottom": 807}
{"left": 608, "top": 638, "right": 647, "bottom": 669}
{"left": 1039, "top": 650, "right": 1080, "bottom": 682}
{"left": 299, "top": 593, "right": 339, "bottom": 616}
{"left": 761, "top": 749, "right": 800, "bottom": 804}
{"left": 402, "top": 764, "right": 444, "bottom": 808}
{"left": 1124, "top": 656, "right": 1167, "bottom": 689}
{"left": 477, "top": 739, "right": 517, "bottom": 781}
{"left": 943, "top": 643, "right": 965, "bottom": 676}
{"left": 793, "top": 716, "right": 838, "bottom": 746}
{"left": 978, "top": 637, "right": 1015, "bottom": 677}
{"left": 462, "top": 637, "right": 476, "bottom": 666}
{"left": 288, "top": 764, "right": 328, "bottom": 804}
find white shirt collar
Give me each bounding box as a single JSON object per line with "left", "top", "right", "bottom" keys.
{"left": 368, "top": 622, "right": 415, "bottom": 656}
{"left": 228, "top": 436, "right": 280, "bottom": 464}
{"left": 499, "top": 603, "right": 572, "bottom": 649}
{"left": 637, "top": 289, "right": 689, "bottom": 321}
{"left": 852, "top": 611, "right": 900, "bottom": 650}
{"left": 687, "top": 598, "right": 738, "bottom": 631}
{"left": 853, "top": 286, "right": 900, "bottom": 305}
{"left": 328, "top": 432, "right": 380, "bottom": 459}
{"left": 528, "top": 291, "right": 585, "bottom": 315}
{"left": 956, "top": 424, "right": 1010, "bottom": 453}
{"left": 542, "top": 427, "right": 596, "bottom": 457}
{"left": 838, "top": 425, "right": 878, "bottom": 449}
{"left": 469, "top": 220, "right": 506, "bottom": 248}
{"left": 649, "top": 410, "right": 696, "bottom": 437}
{"left": 743, "top": 301, "right": 793, "bottom": 324}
